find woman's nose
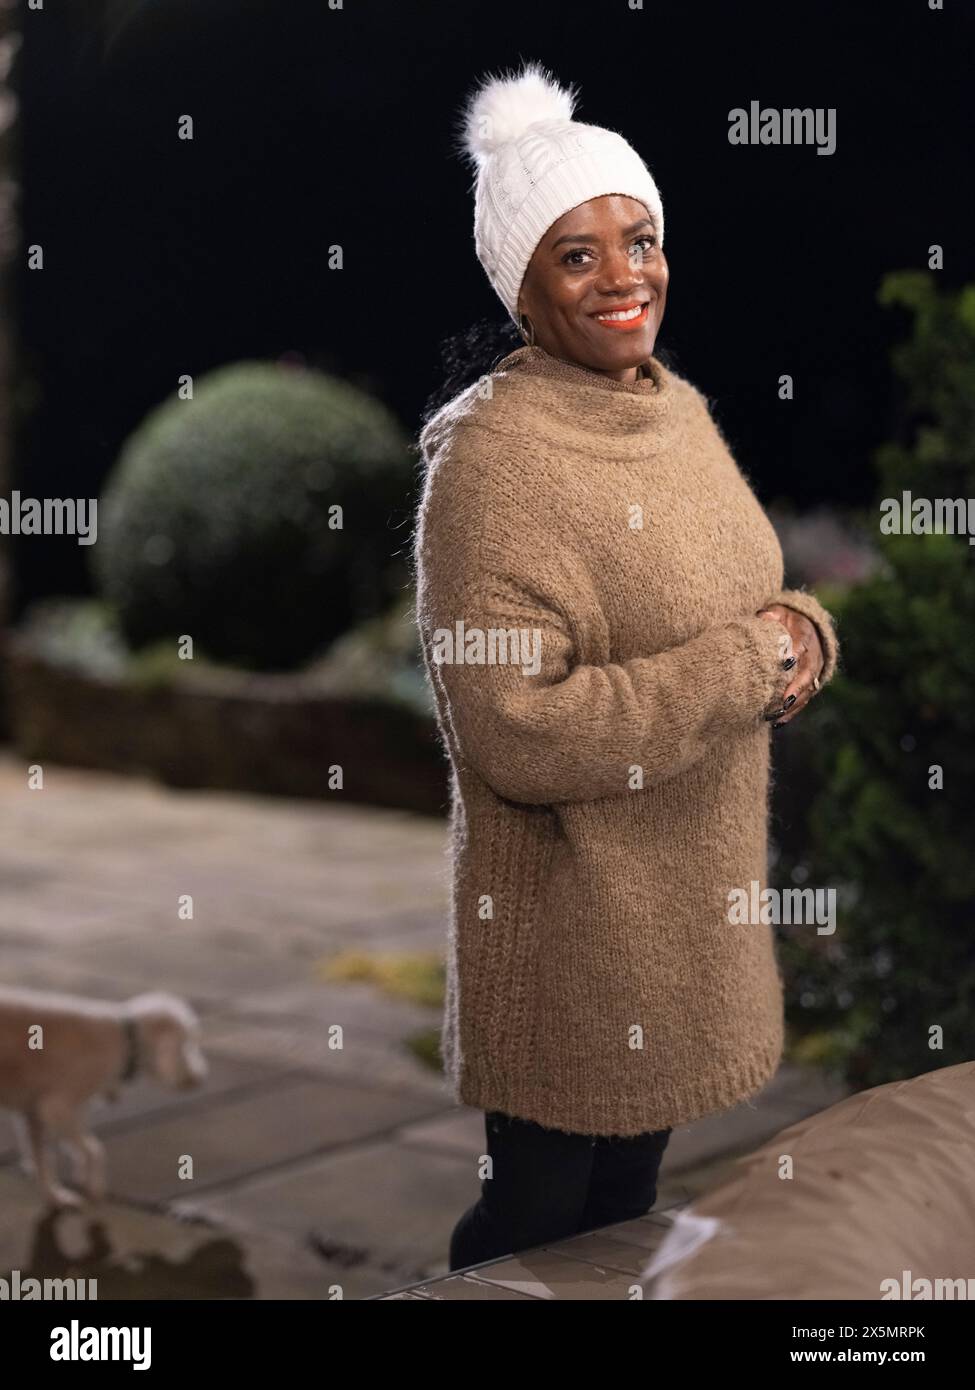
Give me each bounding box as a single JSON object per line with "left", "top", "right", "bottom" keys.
{"left": 596, "top": 250, "right": 644, "bottom": 292}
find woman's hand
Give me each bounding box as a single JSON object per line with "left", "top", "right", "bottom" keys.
{"left": 756, "top": 604, "right": 825, "bottom": 726}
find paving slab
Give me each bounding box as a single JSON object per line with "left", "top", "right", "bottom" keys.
{"left": 549, "top": 1230, "right": 661, "bottom": 1276}
{"left": 96, "top": 1077, "right": 444, "bottom": 1204}
{"left": 453, "top": 1248, "right": 637, "bottom": 1300}
{"left": 0, "top": 947, "right": 143, "bottom": 1002}
{"left": 663, "top": 1063, "right": 849, "bottom": 1174}
{"left": 55, "top": 929, "right": 307, "bottom": 1004}
{"left": 222, "top": 980, "right": 439, "bottom": 1042}
{"left": 0, "top": 881, "right": 169, "bottom": 944}
{"left": 396, "top": 1108, "right": 485, "bottom": 1156}
{"left": 655, "top": 1150, "right": 760, "bottom": 1209}
{"left": 200, "top": 1018, "right": 448, "bottom": 1100}
{"left": 391, "top": 1275, "right": 538, "bottom": 1300}
{"left": 590, "top": 1212, "right": 677, "bottom": 1251}
{"left": 0, "top": 1168, "right": 371, "bottom": 1299}
{"left": 173, "top": 1137, "right": 478, "bottom": 1291}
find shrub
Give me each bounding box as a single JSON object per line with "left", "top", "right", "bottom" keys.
{"left": 776, "top": 273, "right": 975, "bottom": 1088}
{"left": 92, "top": 361, "right": 411, "bottom": 670}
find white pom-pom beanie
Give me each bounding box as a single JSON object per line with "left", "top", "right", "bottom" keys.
{"left": 458, "top": 60, "right": 665, "bottom": 325}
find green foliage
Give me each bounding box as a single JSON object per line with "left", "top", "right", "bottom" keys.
{"left": 10, "top": 598, "right": 129, "bottom": 678}
{"left": 778, "top": 274, "right": 975, "bottom": 1089}
{"left": 318, "top": 950, "right": 446, "bottom": 1075}
{"left": 92, "top": 362, "right": 411, "bottom": 670}
{"left": 874, "top": 270, "right": 975, "bottom": 498}
{"left": 405, "top": 1027, "right": 444, "bottom": 1074}
{"left": 317, "top": 949, "right": 446, "bottom": 1009}
{"left": 304, "top": 591, "right": 433, "bottom": 717}
{"left": 14, "top": 589, "right": 434, "bottom": 714}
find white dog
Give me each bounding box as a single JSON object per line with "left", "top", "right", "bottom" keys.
{"left": 0, "top": 986, "right": 208, "bottom": 1208}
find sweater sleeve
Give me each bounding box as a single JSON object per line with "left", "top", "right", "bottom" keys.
{"left": 764, "top": 586, "right": 840, "bottom": 684}
{"left": 416, "top": 428, "right": 793, "bottom": 807}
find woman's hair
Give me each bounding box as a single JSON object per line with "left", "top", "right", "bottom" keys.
{"left": 421, "top": 316, "right": 523, "bottom": 425}
{"left": 421, "top": 316, "right": 683, "bottom": 425}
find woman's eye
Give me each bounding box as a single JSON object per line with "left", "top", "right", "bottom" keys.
{"left": 563, "top": 236, "right": 656, "bottom": 268}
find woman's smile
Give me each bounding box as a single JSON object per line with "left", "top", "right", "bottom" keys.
{"left": 589, "top": 299, "right": 652, "bottom": 332}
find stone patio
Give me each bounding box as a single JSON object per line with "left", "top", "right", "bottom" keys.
{"left": 375, "top": 1209, "right": 684, "bottom": 1300}
{"left": 0, "top": 750, "right": 849, "bottom": 1298}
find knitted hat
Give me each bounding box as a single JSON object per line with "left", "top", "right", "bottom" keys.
{"left": 458, "top": 60, "right": 665, "bottom": 325}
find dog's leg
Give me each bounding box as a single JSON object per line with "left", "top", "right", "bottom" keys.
{"left": 56, "top": 1101, "right": 107, "bottom": 1204}
{"left": 26, "top": 1112, "right": 83, "bottom": 1209}
{"left": 83, "top": 1134, "right": 107, "bottom": 1202}
{"left": 65, "top": 1129, "right": 107, "bottom": 1203}
{"left": 59, "top": 1104, "right": 106, "bottom": 1202}
{"left": 63, "top": 1136, "right": 88, "bottom": 1189}
{"left": 11, "top": 1112, "right": 36, "bottom": 1176}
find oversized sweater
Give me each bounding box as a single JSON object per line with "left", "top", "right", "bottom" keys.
{"left": 414, "top": 344, "right": 840, "bottom": 1137}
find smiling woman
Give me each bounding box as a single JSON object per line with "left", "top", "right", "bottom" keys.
{"left": 415, "top": 59, "right": 841, "bottom": 1273}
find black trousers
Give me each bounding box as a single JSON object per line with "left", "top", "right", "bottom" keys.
{"left": 448, "top": 1109, "right": 672, "bottom": 1271}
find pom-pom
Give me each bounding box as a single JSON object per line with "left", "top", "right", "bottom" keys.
{"left": 457, "top": 60, "right": 577, "bottom": 167}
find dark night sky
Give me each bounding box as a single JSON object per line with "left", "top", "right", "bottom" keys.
{"left": 11, "top": 0, "right": 975, "bottom": 609}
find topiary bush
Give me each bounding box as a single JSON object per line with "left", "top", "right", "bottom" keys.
{"left": 92, "top": 361, "right": 411, "bottom": 670}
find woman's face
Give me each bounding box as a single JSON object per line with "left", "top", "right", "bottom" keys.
{"left": 517, "top": 194, "right": 669, "bottom": 383}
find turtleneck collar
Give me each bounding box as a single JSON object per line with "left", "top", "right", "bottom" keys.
{"left": 497, "top": 344, "right": 667, "bottom": 397}
{"left": 480, "top": 343, "right": 679, "bottom": 456}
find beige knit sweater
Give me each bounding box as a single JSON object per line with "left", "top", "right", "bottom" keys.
{"left": 414, "top": 344, "right": 840, "bottom": 1137}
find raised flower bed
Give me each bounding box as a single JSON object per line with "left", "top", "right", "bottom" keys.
{"left": 1, "top": 598, "right": 447, "bottom": 817}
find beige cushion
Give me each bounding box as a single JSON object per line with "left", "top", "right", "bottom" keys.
{"left": 642, "top": 1060, "right": 975, "bottom": 1299}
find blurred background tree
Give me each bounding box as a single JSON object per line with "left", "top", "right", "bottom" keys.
{"left": 92, "top": 361, "right": 412, "bottom": 671}
{"left": 778, "top": 272, "right": 975, "bottom": 1088}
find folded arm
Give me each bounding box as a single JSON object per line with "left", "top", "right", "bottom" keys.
{"left": 421, "top": 594, "right": 792, "bottom": 805}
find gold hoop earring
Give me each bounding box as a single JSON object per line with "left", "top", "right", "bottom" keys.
{"left": 519, "top": 313, "right": 536, "bottom": 348}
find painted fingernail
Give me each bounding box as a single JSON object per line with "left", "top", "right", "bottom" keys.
{"left": 772, "top": 720, "right": 786, "bottom": 729}
{"left": 782, "top": 656, "right": 797, "bottom": 670}
{"left": 784, "top": 694, "right": 797, "bottom": 708}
